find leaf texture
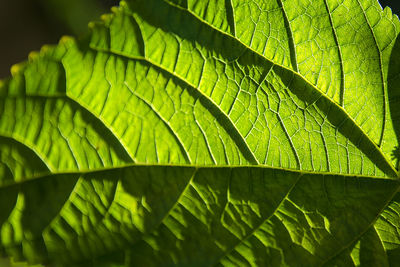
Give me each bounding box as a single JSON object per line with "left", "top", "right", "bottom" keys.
{"left": 1, "top": 0, "right": 400, "bottom": 266}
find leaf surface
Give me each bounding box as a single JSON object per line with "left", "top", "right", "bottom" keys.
{"left": 1, "top": 0, "right": 400, "bottom": 266}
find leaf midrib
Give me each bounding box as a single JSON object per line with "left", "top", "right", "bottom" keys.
{"left": 1, "top": 160, "right": 398, "bottom": 191}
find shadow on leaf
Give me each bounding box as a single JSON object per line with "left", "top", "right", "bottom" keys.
{"left": 389, "top": 33, "right": 400, "bottom": 170}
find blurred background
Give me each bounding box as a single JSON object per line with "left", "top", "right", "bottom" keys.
{"left": 0, "top": 0, "right": 400, "bottom": 78}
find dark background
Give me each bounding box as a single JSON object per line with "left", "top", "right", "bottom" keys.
{"left": 0, "top": 0, "right": 399, "bottom": 79}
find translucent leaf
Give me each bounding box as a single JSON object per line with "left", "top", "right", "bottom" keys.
{"left": 1, "top": 0, "right": 400, "bottom": 266}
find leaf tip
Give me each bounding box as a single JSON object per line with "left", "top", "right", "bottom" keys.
{"left": 10, "top": 63, "right": 25, "bottom": 77}
{"left": 100, "top": 13, "right": 114, "bottom": 24}
{"left": 59, "top": 36, "right": 74, "bottom": 46}
{"left": 111, "top": 6, "right": 119, "bottom": 13}
{"left": 40, "top": 45, "right": 53, "bottom": 53}
{"left": 383, "top": 6, "right": 394, "bottom": 18}
{"left": 28, "top": 51, "right": 39, "bottom": 61}
{"left": 88, "top": 21, "right": 96, "bottom": 29}
{"left": 120, "top": 1, "right": 127, "bottom": 8}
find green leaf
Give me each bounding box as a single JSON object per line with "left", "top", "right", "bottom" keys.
{"left": 1, "top": 0, "right": 400, "bottom": 266}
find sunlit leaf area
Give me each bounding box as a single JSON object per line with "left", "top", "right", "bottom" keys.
{"left": 1, "top": 0, "right": 400, "bottom": 266}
